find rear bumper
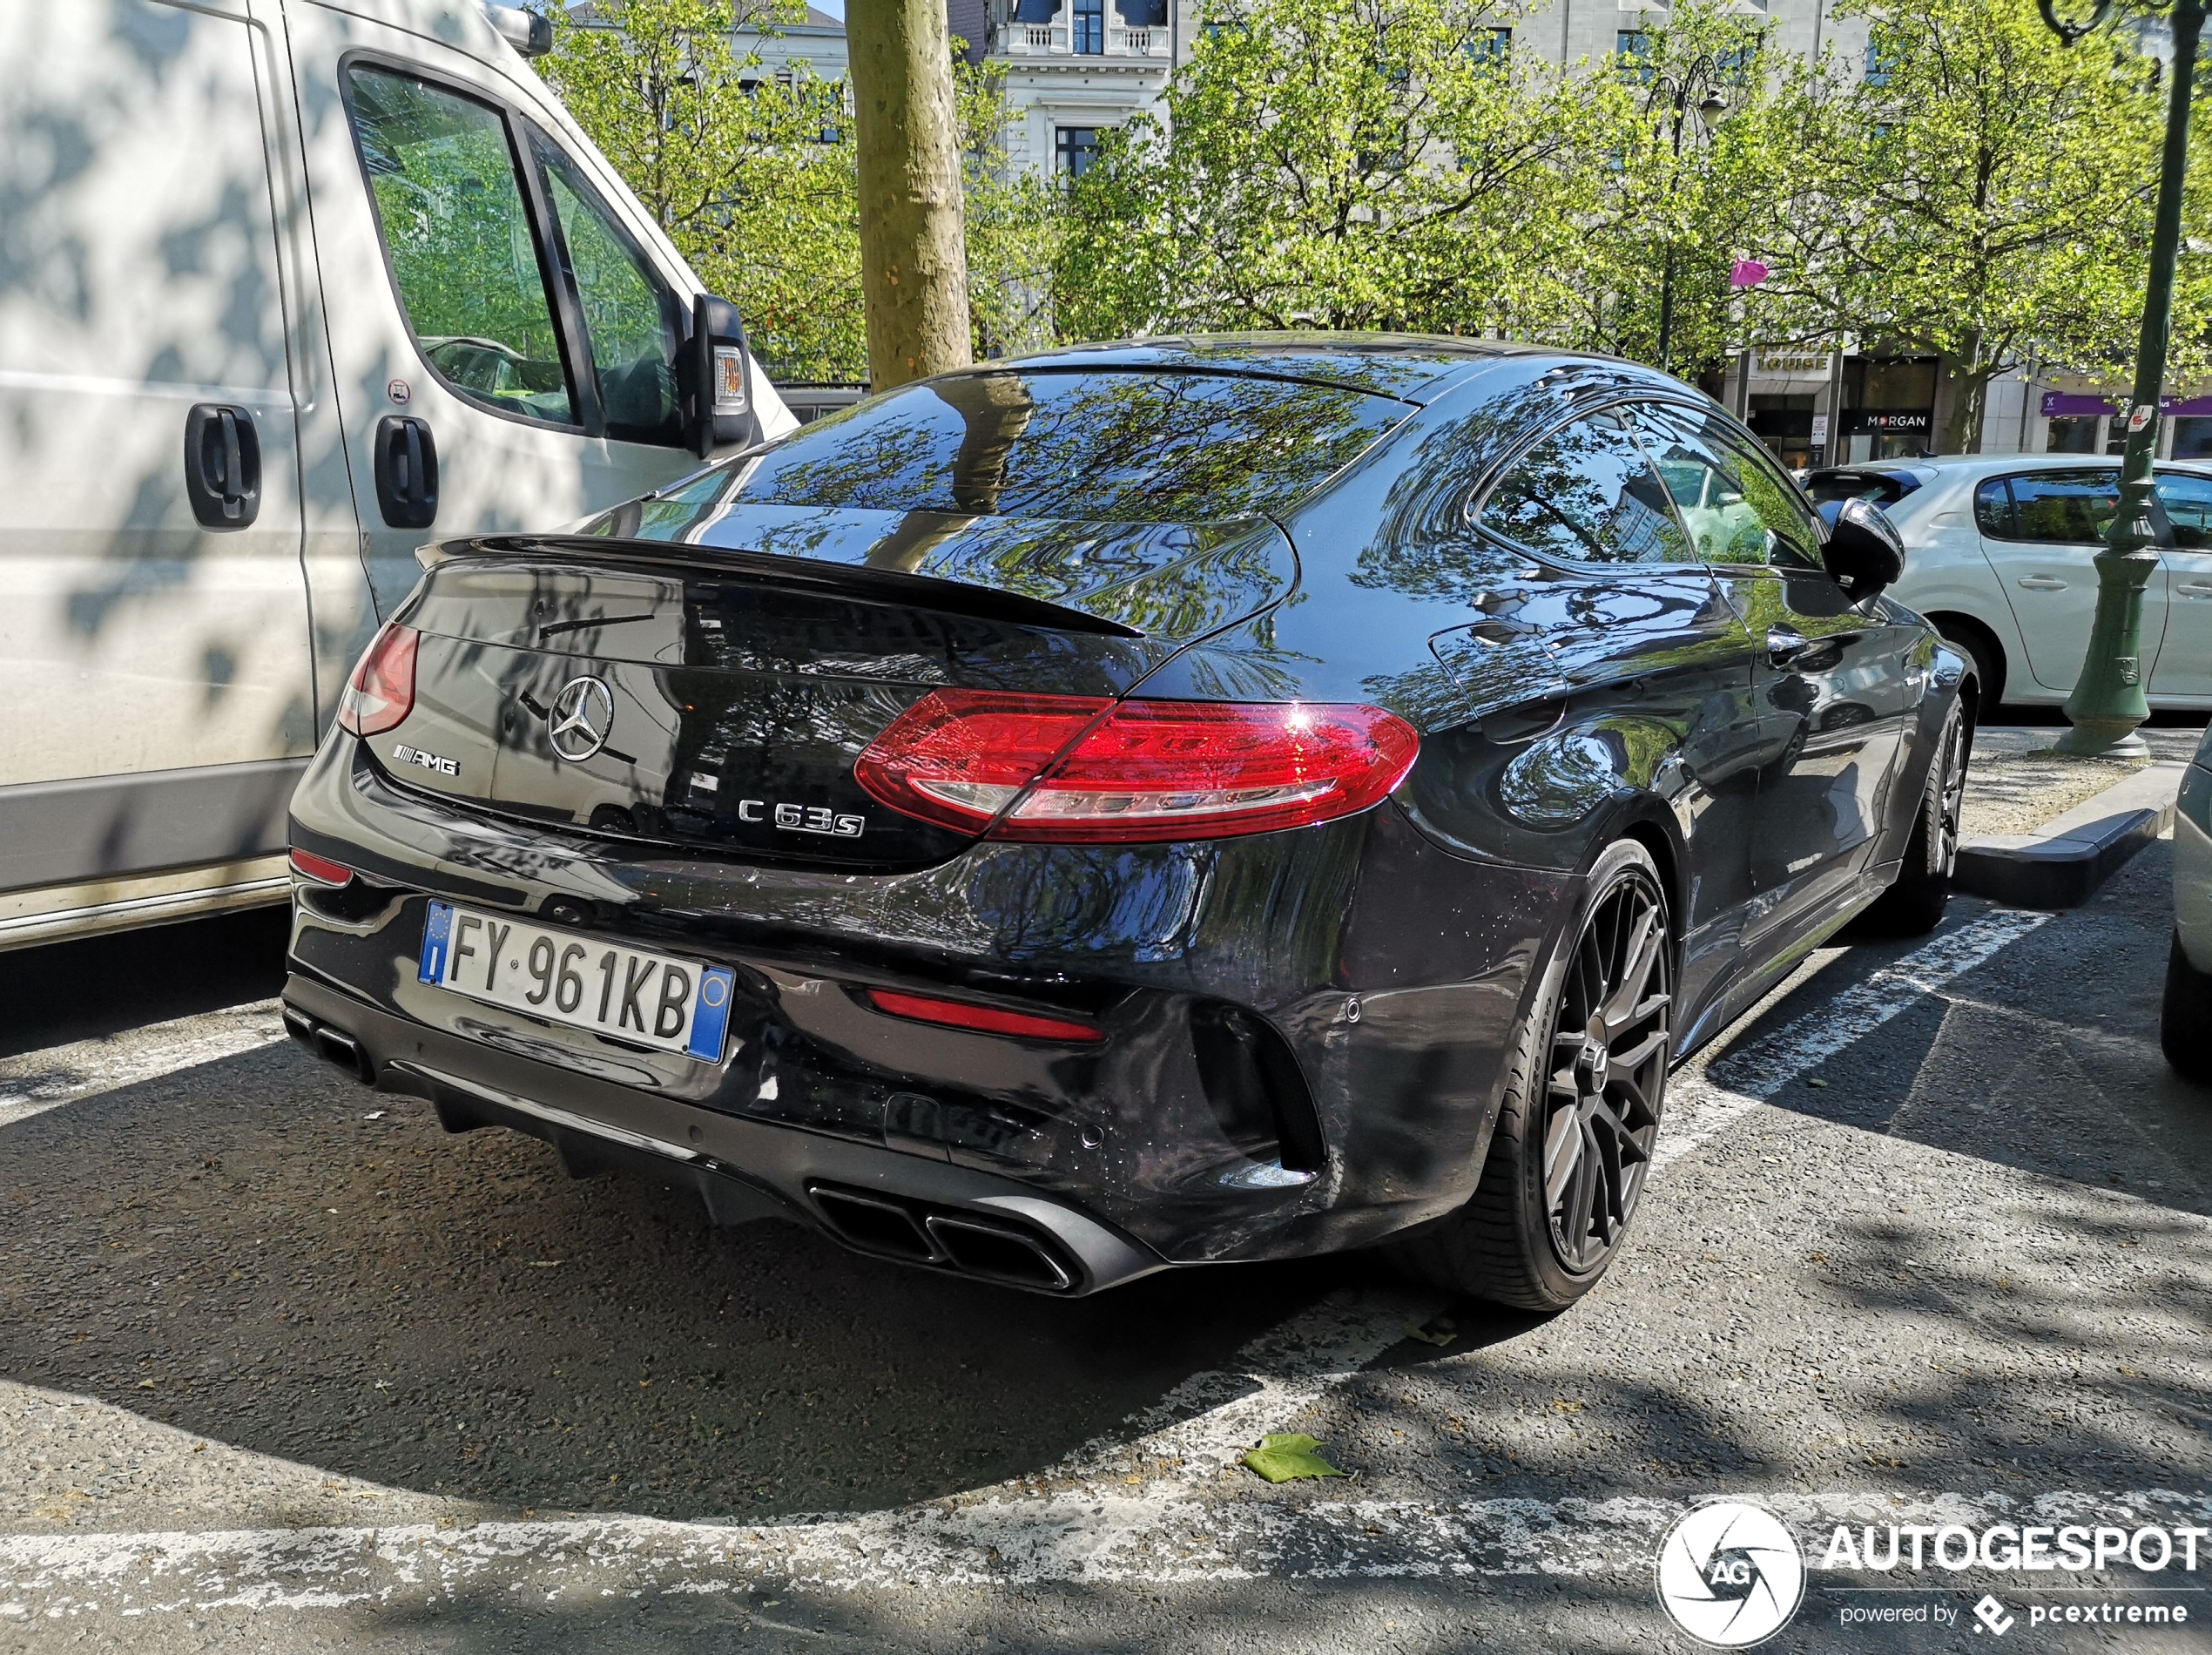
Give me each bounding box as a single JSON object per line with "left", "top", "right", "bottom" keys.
{"left": 284, "top": 736, "right": 1574, "bottom": 1283}
{"left": 281, "top": 974, "right": 1160, "bottom": 1294}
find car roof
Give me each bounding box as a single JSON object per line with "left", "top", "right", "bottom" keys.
{"left": 994, "top": 333, "right": 1604, "bottom": 406}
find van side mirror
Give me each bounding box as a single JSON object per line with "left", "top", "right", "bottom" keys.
{"left": 1816, "top": 496, "right": 1906, "bottom": 602}
{"left": 685, "top": 295, "right": 760, "bottom": 458}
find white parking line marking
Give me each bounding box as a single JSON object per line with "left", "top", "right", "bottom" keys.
{"left": 0, "top": 1490, "right": 2199, "bottom": 1610}
{"left": 0, "top": 1002, "right": 287, "bottom": 1129}
{"left": 1043, "top": 1285, "right": 1446, "bottom": 1487}
{"left": 1654, "top": 909, "right": 2051, "bottom": 1174}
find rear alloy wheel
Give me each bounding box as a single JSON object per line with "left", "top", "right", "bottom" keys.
{"left": 1861, "top": 698, "right": 1968, "bottom": 938}
{"left": 1390, "top": 839, "right": 1672, "bottom": 1310}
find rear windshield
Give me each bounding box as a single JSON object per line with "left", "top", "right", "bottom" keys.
{"left": 1806, "top": 467, "right": 1927, "bottom": 506}
{"left": 677, "top": 368, "right": 1410, "bottom": 524}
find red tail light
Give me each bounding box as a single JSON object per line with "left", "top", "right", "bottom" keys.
{"left": 865, "top": 988, "right": 1103, "bottom": 1044}
{"left": 336, "top": 622, "right": 418, "bottom": 738}
{"left": 288, "top": 848, "right": 354, "bottom": 887}
{"left": 854, "top": 691, "right": 1419, "bottom": 842}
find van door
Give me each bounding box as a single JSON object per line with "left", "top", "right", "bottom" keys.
{"left": 0, "top": 0, "right": 316, "bottom": 901}
{"left": 280, "top": 4, "right": 721, "bottom": 614}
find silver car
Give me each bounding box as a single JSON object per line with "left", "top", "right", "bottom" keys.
{"left": 1808, "top": 457, "right": 2212, "bottom": 710}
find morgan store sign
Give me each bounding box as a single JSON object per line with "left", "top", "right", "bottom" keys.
{"left": 1839, "top": 409, "right": 1932, "bottom": 436}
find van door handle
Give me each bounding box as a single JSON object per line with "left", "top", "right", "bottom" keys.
{"left": 2178, "top": 580, "right": 2212, "bottom": 598}
{"left": 2017, "top": 575, "right": 2067, "bottom": 591}
{"left": 185, "top": 403, "right": 260, "bottom": 529}
{"left": 374, "top": 415, "right": 438, "bottom": 530}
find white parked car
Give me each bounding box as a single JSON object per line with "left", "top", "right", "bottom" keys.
{"left": 1807, "top": 456, "right": 2212, "bottom": 710}
{"left": 2169, "top": 724, "right": 2212, "bottom": 1083}
{"left": 0, "top": 0, "right": 793, "bottom": 950}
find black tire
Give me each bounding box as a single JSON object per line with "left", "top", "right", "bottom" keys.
{"left": 2163, "top": 932, "right": 2212, "bottom": 1084}
{"left": 1861, "top": 697, "right": 1969, "bottom": 938}
{"left": 1389, "top": 839, "right": 1672, "bottom": 1312}
{"left": 1932, "top": 615, "right": 2005, "bottom": 713}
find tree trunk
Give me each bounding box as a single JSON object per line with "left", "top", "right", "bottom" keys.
{"left": 847, "top": 0, "right": 973, "bottom": 391}
{"left": 1941, "top": 331, "right": 1986, "bottom": 456}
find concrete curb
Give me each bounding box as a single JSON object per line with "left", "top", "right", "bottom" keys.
{"left": 1955, "top": 761, "right": 2186, "bottom": 910}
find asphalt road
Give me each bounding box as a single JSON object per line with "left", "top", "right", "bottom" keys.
{"left": 0, "top": 750, "right": 2207, "bottom": 1653}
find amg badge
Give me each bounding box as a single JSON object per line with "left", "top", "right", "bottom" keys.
{"left": 393, "top": 743, "right": 459, "bottom": 777}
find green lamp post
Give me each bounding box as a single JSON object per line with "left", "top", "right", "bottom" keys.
{"left": 2042, "top": 0, "right": 2203, "bottom": 757}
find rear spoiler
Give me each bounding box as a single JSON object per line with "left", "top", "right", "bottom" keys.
{"left": 417, "top": 534, "right": 1149, "bottom": 640}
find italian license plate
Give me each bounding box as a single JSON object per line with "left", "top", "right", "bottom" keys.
{"left": 418, "top": 902, "right": 736, "bottom": 1063}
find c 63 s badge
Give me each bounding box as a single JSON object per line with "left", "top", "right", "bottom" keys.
{"left": 738, "top": 799, "right": 865, "bottom": 839}
{"left": 392, "top": 743, "right": 459, "bottom": 778}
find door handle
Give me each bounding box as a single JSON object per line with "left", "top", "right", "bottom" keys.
{"left": 2016, "top": 576, "right": 2067, "bottom": 591}
{"left": 374, "top": 415, "right": 439, "bottom": 530}
{"left": 1766, "top": 627, "right": 1813, "bottom": 667}
{"left": 184, "top": 403, "right": 261, "bottom": 529}
{"left": 2178, "top": 580, "right": 2212, "bottom": 598}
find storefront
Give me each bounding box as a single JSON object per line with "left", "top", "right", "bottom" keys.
{"left": 1837, "top": 356, "right": 1939, "bottom": 461}
{"left": 2039, "top": 391, "right": 2212, "bottom": 458}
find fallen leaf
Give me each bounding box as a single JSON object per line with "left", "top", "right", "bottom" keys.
{"left": 1242, "top": 1434, "right": 1346, "bottom": 1483}
{"left": 1804, "top": 1077, "right": 1829, "bottom": 1089}
{"left": 1403, "top": 1325, "right": 1455, "bottom": 1348}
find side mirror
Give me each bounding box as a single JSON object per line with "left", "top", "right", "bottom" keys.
{"left": 1816, "top": 496, "right": 1905, "bottom": 602}
{"left": 685, "top": 295, "right": 761, "bottom": 458}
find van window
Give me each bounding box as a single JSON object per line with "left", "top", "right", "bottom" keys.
{"left": 346, "top": 67, "right": 575, "bottom": 426}
{"left": 529, "top": 131, "right": 684, "bottom": 445}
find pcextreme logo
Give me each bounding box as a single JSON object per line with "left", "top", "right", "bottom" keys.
{"left": 1656, "top": 1501, "right": 1807, "bottom": 1647}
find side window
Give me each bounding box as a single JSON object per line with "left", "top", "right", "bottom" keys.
{"left": 1973, "top": 476, "right": 2015, "bottom": 538}
{"left": 2005, "top": 469, "right": 2121, "bottom": 545}
{"left": 1477, "top": 415, "right": 1697, "bottom": 566}
{"left": 345, "top": 67, "right": 575, "bottom": 426}
{"left": 529, "top": 130, "right": 685, "bottom": 446}
{"left": 2154, "top": 472, "right": 2212, "bottom": 551}
{"left": 1625, "top": 402, "right": 1823, "bottom": 569}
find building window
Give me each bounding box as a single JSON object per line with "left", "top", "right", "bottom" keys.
{"left": 2046, "top": 416, "right": 2098, "bottom": 454}
{"left": 1056, "top": 125, "right": 1100, "bottom": 178}
{"left": 2175, "top": 416, "right": 2212, "bottom": 460}
{"left": 1471, "top": 25, "right": 1511, "bottom": 64}
{"left": 1865, "top": 42, "right": 1898, "bottom": 84}
{"left": 1073, "top": 0, "right": 1103, "bottom": 52}
{"left": 1616, "top": 30, "right": 1651, "bottom": 79}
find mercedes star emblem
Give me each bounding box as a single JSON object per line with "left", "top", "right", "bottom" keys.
{"left": 546, "top": 675, "right": 615, "bottom": 762}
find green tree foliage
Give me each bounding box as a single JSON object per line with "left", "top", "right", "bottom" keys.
{"left": 1573, "top": 3, "right": 1814, "bottom": 387}
{"left": 1743, "top": 0, "right": 2195, "bottom": 449}
{"left": 540, "top": 0, "right": 1053, "bottom": 382}
{"left": 1053, "top": 0, "right": 1626, "bottom": 340}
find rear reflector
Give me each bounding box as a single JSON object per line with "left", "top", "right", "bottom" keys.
{"left": 854, "top": 691, "right": 1418, "bottom": 842}
{"left": 288, "top": 848, "right": 354, "bottom": 887}
{"left": 336, "top": 622, "right": 419, "bottom": 738}
{"left": 865, "top": 987, "right": 1103, "bottom": 1044}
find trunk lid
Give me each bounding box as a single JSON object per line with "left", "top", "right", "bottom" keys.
{"left": 373, "top": 506, "right": 1295, "bottom": 868}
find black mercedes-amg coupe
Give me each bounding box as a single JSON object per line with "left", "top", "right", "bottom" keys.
{"left": 283, "top": 335, "right": 1969, "bottom": 1309}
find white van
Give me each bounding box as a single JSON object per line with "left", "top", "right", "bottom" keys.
{"left": 0, "top": 0, "right": 793, "bottom": 949}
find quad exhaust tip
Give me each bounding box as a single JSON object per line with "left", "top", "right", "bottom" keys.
{"left": 807, "top": 1183, "right": 1076, "bottom": 1292}
{"left": 283, "top": 1003, "right": 376, "bottom": 1085}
